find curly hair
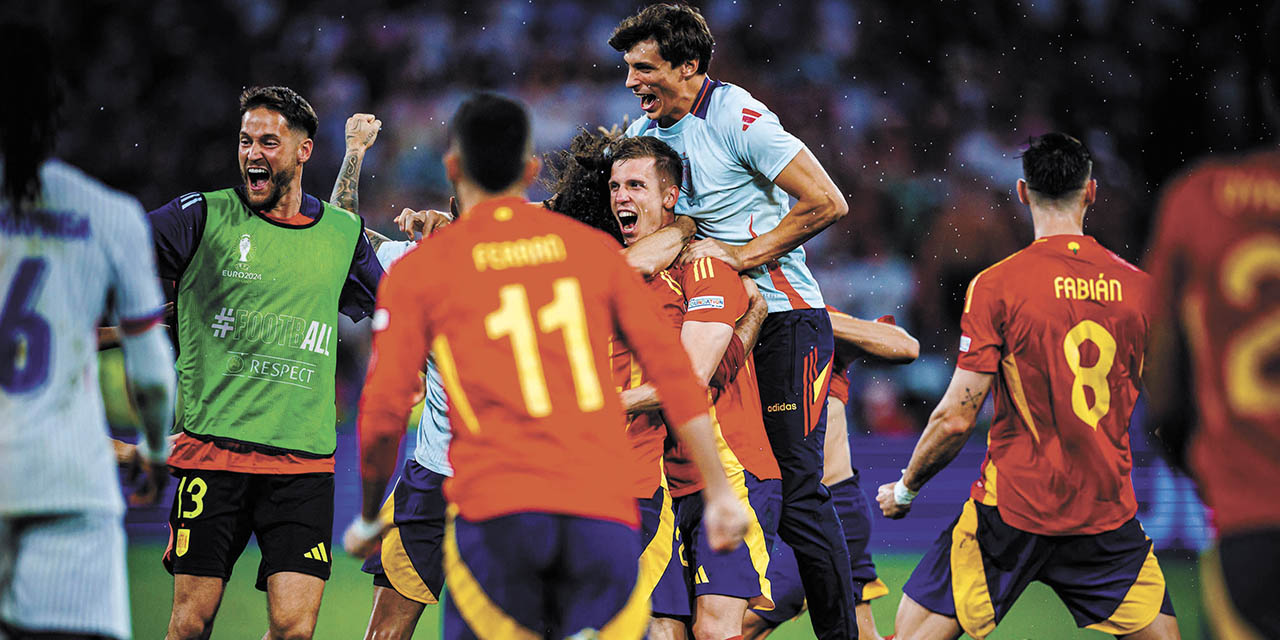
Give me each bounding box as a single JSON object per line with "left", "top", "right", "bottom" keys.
{"left": 543, "top": 128, "right": 625, "bottom": 246}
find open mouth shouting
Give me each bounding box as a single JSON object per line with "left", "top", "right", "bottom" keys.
{"left": 245, "top": 165, "right": 271, "bottom": 194}
{"left": 616, "top": 208, "right": 640, "bottom": 239}
{"left": 636, "top": 91, "right": 660, "bottom": 114}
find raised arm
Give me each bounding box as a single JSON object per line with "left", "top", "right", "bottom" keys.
{"left": 330, "top": 113, "right": 381, "bottom": 215}
{"left": 624, "top": 215, "right": 696, "bottom": 276}
{"left": 683, "top": 148, "right": 847, "bottom": 271}
{"left": 877, "top": 367, "right": 993, "bottom": 518}
{"left": 830, "top": 310, "right": 920, "bottom": 364}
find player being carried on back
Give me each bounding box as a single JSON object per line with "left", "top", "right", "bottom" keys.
{"left": 609, "top": 6, "right": 856, "bottom": 638}
{"left": 876, "top": 133, "right": 1179, "bottom": 640}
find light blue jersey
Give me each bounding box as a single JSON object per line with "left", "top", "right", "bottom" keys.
{"left": 625, "top": 78, "right": 823, "bottom": 312}
{"left": 375, "top": 241, "right": 452, "bottom": 477}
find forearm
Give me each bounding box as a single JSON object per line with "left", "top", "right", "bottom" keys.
{"left": 734, "top": 290, "right": 768, "bottom": 354}
{"left": 620, "top": 383, "right": 662, "bottom": 415}
{"left": 734, "top": 203, "right": 838, "bottom": 270}
{"left": 625, "top": 216, "right": 696, "bottom": 275}
{"left": 902, "top": 409, "right": 975, "bottom": 491}
{"left": 120, "top": 326, "right": 176, "bottom": 455}
{"left": 330, "top": 148, "right": 366, "bottom": 214}
{"left": 364, "top": 226, "right": 392, "bottom": 254}
{"left": 832, "top": 315, "right": 919, "bottom": 363}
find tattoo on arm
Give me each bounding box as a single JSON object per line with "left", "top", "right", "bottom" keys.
{"left": 364, "top": 227, "right": 391, "bottom": 253}
{"left": 330, "top": 151, "right": 363, "bottom": 214}
{"left": 959, "top": 386, "right": 984, "bottom": 411}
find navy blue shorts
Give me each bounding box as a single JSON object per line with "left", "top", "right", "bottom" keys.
{"left": 1207, "top": 528, "right": 1280, "bottom": 637}
{"left": 752, "top": 473, "right": 887, "bottom": 626}
{"left": 905, "top": 499, "right": 1175, "bottom": 638}
{"left": 676, "top": 469, "right": 781, "bottom": 610}
{"left": 443, "top": 509, "right": 647, "bottom": 639}
{"left": 637, "top": 486, "right": 689, "bottom": 618}
{"left": 361, "top": 460, "right": 446, "bottom": 605}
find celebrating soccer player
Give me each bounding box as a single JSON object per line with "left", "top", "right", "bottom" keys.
{"left": 747, "top": 310, "right": 918, "bottom": 640}
{"left": 351, "top": 93, "right": 749, "bottom": 639}
{"left": 609, "top": 6, "right": 857, "bottom": 637}
{"left": 877, "top": 133, "right": 1179, "bottom": 639}
{"left": 1144, "top": 10, "right": 1280, "bottom": 636}
{"left": 147, "top": 86, "right": 384, "bottom": 640}
{"left": 0, "top": 23, "right": 176, "bottom": 640}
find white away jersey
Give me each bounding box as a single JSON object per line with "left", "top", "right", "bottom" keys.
{"left": 625, "top": 78, "right": 823, "bottom": 312}
{"left": 375, "top": 240, "right": 453, "bottom": 477}
{"left": 0, "top": 160, "right": 167, "bottom": 515}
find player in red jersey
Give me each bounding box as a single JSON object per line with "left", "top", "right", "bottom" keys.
{"left": 746, "top": 309, "right": 917, "bottom": 640}
{"left": 876, "top": 133, "right": 1178, "bottom": 639}
{"left": 1145, "top": 17, "right": 1280, "bottom": 634}
{"left": 346, "top": 94, "right": 748, "bottom": 640}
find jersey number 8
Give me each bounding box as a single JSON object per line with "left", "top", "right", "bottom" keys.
{"left": 1062, "top": 319, "right": 1117, "bottom": 429}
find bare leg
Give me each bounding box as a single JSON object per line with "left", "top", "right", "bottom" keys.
{"left": 362, "top": 586, "right": 427, "bottom": 640}
{"left": 692, "top": 594, "right": 748, "bottom": 640}
{"left": 740, "top": 611, "right": 776, "bottom": 640}
{"left": 166, "top": 575, "right": 226, "bottom": 640}
{"left": 263, "top": 572, "right": 325, "bottom": 640}
{"left": 856, "top": 602, "right": 884, "bottom": 640}
{"left": 649, "top": 616, "right": 689, "bottom": 640}
{"left": 893, "top": 593, "right": 963, "bottom": 640}
{"left": 1119, "top": 614, "right": 1181, "bottom": 640}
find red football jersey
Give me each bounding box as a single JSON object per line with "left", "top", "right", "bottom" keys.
{"left": 611, "top": 269, "right": 687, "bottom": 498}
{"left": 664, "top": 258, "right": 781, "bottom": 497}
{"left": 359, "top": 197, "right": 708, "bottom": 526}
{"left": 1146, "top": 150, "right": 1280, "bottom": 535}
{"left": 958, "top": 235, "right": 1149, "bottom": 536}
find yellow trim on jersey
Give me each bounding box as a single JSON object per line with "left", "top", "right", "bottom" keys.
{"left": 1084, "top": 540, "right": 1167, "bottom": 635}
{"left": 442, "top": 505, "right": 540, "bottom": 640}
{"left": 951, "top": 499, "right": 997, "bottom": 639}
{"left": 1201, "top": 546, "right": 1265, "bottom": 640}
{"left": 1000, "top": 352, "right": 1040, "bottom": 444}
{"left": 635, "top": 486, "right": 677, "bottom": 602}
{"left": 377, "top": 489, "right": 439, "bottom": 605}
{"left": 432, "top": 335, "right": 480, "bottom": 434}
{"left": 658, "top": 270, "right": 684, "bottom": 297}
{"left": 709, "top": 404, "right": 775, "bottom": 610}
{"left": 693, "top": 257, "right": 715, "bottom": 282}
{"left": 979, "top": 457, "right": 999, "bottom": 506}
{"left": 860, "top": 578, "right": 890, "bottom": 601}
{"left": 963, "top": 246, "right": 1035, "bottom": 314}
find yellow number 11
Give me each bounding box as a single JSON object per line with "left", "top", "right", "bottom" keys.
{"left": 485, "top": 277, "right": 604, "bottom": 417}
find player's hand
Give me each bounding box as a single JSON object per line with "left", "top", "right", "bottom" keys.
{"left": 702, "top": 491, "right": 750, "bottom": 552}
{"left": 740, "top": 275, "right": 762, "bottom": 305}
{"left": 394, "top": 202, "right": 453, "bottom": 240}
{"left": 123, "top": 449, "right": 169, "bottom": 507}
{"left": 343, "top": 516, "right": 391, "bottom": 558}
{"left": 877, "top": 481, "right": 912, "bottom": 519}
{"left": 681, "top": 238, "right": 746, "bottom": 272}
{"left": 345, "top": 113, "right": 382, "bottom": 154}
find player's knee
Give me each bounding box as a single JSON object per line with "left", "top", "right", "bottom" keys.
{"left": 167, "top": 610, "right": 215, "bottom": 640}
{"left": 740, "top": 612, "right": 774, "bottom": 640}
{"left": 691, "top": 613, "right": 739, "bottom": 640}
{"left": 267, "top": 615, "right": 317, "bottom": 640}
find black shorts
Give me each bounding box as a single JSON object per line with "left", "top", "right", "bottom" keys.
{"left": 1207, "top": 528, "right": 1280, "bottom": 638}
{"left": 162, "top": 469, "right": 334, "bottom": 591}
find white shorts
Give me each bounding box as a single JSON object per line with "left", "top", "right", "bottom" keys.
{"left": 0, "top": 512, "right": 129, "bottom": 639}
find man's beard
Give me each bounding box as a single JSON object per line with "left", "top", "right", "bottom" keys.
{"left": 246, "top": 166, "right": 294, "bottom": 212}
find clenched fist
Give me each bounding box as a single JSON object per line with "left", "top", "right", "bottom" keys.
{"left": 345, "top": 113, "right": 382, "bottom": 154}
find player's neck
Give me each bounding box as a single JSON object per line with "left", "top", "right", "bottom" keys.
{"left": 659, "top": 74, "right": 708, "bottom": 127}
{"left": 454, "top": 182, "right": 527, "bottom": 217}
{"left": 1031, "top": 208, "right": 1085, "bottom": 239}
{"left": 259, "top": 178, "right": 305, "bottom": 222}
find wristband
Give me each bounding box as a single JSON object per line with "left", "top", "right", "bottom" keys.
{"left": 894, "top": 469, "right": 919, "bottom": 506}
{"left": 347, "top": 516, "right": 384, "bottom": 541}
{"left": 135, "top": 436, "right": 170, "bottom": 465}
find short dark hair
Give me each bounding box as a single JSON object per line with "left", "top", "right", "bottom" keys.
{"left": 0, "top": 22, "right": 61, "bottom": 214}
{"left": 609, "top": 3, "right": 714, "bottom": 75}
{"left": 451, "top": 93, "right": 532, "bottom": 193}
{"left": 239, "top": 86, "right": 318, "bottom": 138}
{"left": 1021, "top": 133, "right": 1093, "bottom": 198}
{"left": 611, "top": 136, "right": 683, "bottom": 190}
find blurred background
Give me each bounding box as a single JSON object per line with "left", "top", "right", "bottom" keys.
{"left": 8, "top": 0, "right": 1274, "bottom": 636}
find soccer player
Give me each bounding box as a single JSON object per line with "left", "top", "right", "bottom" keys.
{"left": 148, "top": 86, "right": 384, "bottom": 640}
{"left": 1144, "top": 14, "right": 1280, "bottom": 634}
{"left": 350, "top": 93, "right": 748, "bottom": 639}
{"left": 0, "top": 23, "right": 175, "bottom": 639}
{"left": 746, "top": 310, "right": 918, "bottom": 640}
{"left": 876, "top": 133, "right": 1179, "bottom": 640}
{"left": 610, "top": 6, "right": 857, "bottom": 637}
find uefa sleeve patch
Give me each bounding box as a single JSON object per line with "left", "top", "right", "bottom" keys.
{"left": 959, "top": 335, "right": 972, "bottom": 353}
{"left": 687, "top": 296, "right": 725, "bottom": 311}
{"left": 372, "top": 308, "right": 390, "bottom": 332}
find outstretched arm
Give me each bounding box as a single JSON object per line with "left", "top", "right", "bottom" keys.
{"left": 877, "top": 367, "right": 993, "bottom": 518}
{"left": 830, "top": 310, "right": 920, "bottom": 364}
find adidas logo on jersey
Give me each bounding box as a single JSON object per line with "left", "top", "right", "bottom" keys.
{"left": 742, "top": 108, "right": 762, "bottom": 131}
{"left": 303, "top": 542, "right": 329, "bottom": 562}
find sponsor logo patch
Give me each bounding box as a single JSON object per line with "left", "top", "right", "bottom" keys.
{"left": 959, "top": 335, "right": 972, "bottom": 353}
{"left": 176, "top": 528, "right": 190, "bottom": 557}
{"left": 687, "top": 295, "right": 725, "bottom": 311}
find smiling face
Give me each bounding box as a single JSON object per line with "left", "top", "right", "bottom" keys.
{"left": 238, "top": 107, "right": 311, "bottom": 211}
{"left": 609, "top": 156, "right": 677, "bottom": 245}
{"left": 622, "top": 38, "right": 698, "bottom": 124}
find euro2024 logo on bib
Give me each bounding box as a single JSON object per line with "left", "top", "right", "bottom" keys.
{"left": 238, "top": 233, "right": 251, "bottom": 262}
